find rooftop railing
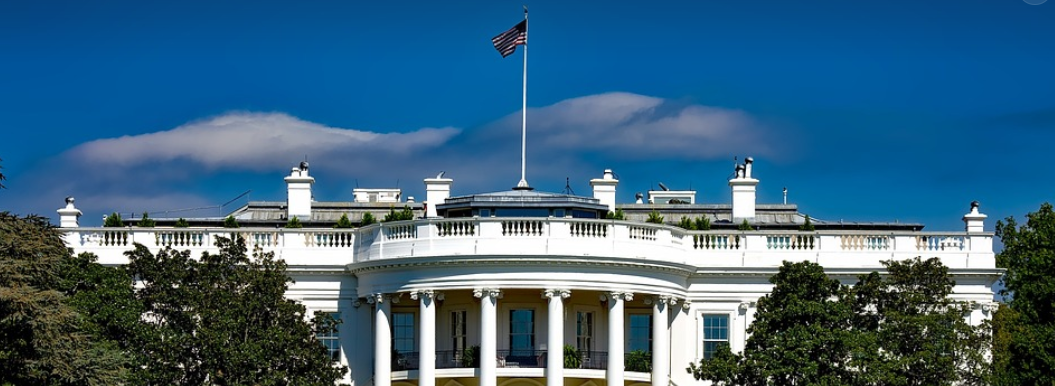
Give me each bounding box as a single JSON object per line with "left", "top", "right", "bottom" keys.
{"left": 62, "top": 218, "right": 994, "bottom": 269}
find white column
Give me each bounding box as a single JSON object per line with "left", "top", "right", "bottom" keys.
{"left": 650, "top": 296, "right": 674, "bottom": 386}
{"left": 544, "top": 289, "right": 571, "bottom": 386}
{"left": 475, "top": 288, "right": 501, "bottom": 386}
{"left": 369, "top": 293, "right": 392, "bottom": 386}
{"left": 413, "top": 290, "right": 441, "bottom": 386}
{"left": 607, "top": 292, "right": 632, "bottom": 386}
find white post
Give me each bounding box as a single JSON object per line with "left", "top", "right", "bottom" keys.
{"left": 516, "top": 9, "right": 530, "bottom": 189}
{"left": 57, "top": 197, "right": 82, "bottom": 228}
{"left": 424, "top": 176, "right": 454, "bottom": 218}
{"left": 963, "top": 201, "right": 988, "bottom": 233}
{"left": 544, "top": 289, "right": 570, "bottom": 385}
{"left": 607, "top": 292, "right": 632, "bottom": 386}
{"left": 591, "top": 169, "right": 619, "bottom": 213}
{"left": 285, "top": 162, "right": 315, "bottom": 219}
{"left": 370, "top": 293, "right": 392, "bottom": 386}
{"left": 413, "top": 290, "right": 439, "bottom": 386}
{"left": 476, "top": 288, "right": 501, "bottom": 386}
{"left": 650, "top": 296, "right": 672, "bottom": 386}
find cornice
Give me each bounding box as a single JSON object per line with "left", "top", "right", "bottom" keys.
{"left": 347, "top": 255, "right": 696, "bottom": 276}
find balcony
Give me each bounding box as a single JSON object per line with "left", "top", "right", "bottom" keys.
{"left": 61, "top": 218, "right": 994, "bottom": 269}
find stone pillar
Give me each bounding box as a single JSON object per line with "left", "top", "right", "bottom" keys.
{"left": 57, "top": 197, "right": 82, "bottom": 228}
{"left": 963, "top": 201, "right": 988, "bottom": 233}
{"left": 412, "top": 290, "right": 441, "bottom": 386}
{"left": 368, "top": 293, "right": 394, "bottom": 386}
{"left": 606, "top": 292, "right": 633, "bottom": 386}
{"left": 475, "top": 288, "right": 502, "bottom": 386}
{"left": 590, "top": 169, "right": 619, "bottom": 213}
{"left": 649, "top": 296, "right": 674, "bottom": 386}
{"left": 285, "top": 162, "right": 315, "bottom": 219}
{"left": 544, "top": 289, "right": 571, "bottom": 385}
{"left": 424, "top": 175, "right": 454, "bottom": 218}
{"left": 729, "top": 157, "right": 758, "bottom": 220}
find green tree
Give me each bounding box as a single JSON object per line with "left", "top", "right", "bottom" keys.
{"left": 677, "top": 216, "right": 697, "bottom": 230}
{"left": 995, "top": 202, "right": 1055, "bottom": 385}
{"left": 850, "top": 257, "right": 989, "bottom": 386}
{"left": 695, "top": 217, "right": 711, "bottom": 231}
{"left": 104, "top": 212, "right": 124, "bottom": 227}
{"left": 646, "top": 210, "right": 664, "bottom": 224}
{"left": 138, "top": 212, "right": 156, "bottom": 228}
{"left": 174, "top": 218, "right": 189, "bottom": 228}
{"left": 0, "top": 212, "right": 129, "bottom": 385}
{"left": 799, "top": 215, "right": 815, "bottom": 231}
{"left": 286, "top": 216, "right": 303, "bottom": 228}
{"left": 334, "top": 214, "right": 354, "bottom": 229}
{"left": 360, "top": 212, "right": 377, "bottom": 226}
{"left": 223, "top": 215, "right": 239, "bottom": 228}
{"left": 123, "top": 235, "right": 347, "bottom": 385}
{"left": 383, "top": 205, "right": 415, "bottom": 222}
{"left": 606, "top": 209, "right": 626, "bottom": 220}
{"left": 737, "top": 219, "right": 753, "bottom": 231}
{"left": 0, "top": 157, "right": 6, "bottom": 189}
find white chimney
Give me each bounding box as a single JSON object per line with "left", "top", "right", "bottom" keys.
{"left": 590, "top": 169, "right": 619, "bottom": 213}
{"left": 57, "top": 196, "right": 82, "bottom": 228}
{"left": 285, "top": 162, "right": 315, "bottom": 219}
{"left": 963, "top": 201, "right": 987, "bottom": 233}
{"left": 729, "top": 157, "right": 759, "bottom": 220}
{"left": 424, "top": 172, "right": 453, "bottom": 218}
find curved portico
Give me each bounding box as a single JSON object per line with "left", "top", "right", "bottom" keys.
{"left": 352, "top": 254, "right": 692, "bottom": 386}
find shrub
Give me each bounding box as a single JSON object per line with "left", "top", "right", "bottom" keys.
{"left": 646, "top": 210, "right": 664, "bottom": 224}
{"left": 625, "top": 350, "right": 651, "bottom": 372}
{"left": 103, "top": 212, "right": 124, "bottom": 227}
{"left": 606, "top": 209, "right": 626, "bottom": 220}
{"left": 223, "top": 215, "right": 240, "bottom": 228}
{"left": 383, "top": 205, "right": 415, "bottom": 222}
{"left": 799, "top": 215, "right": 815, "bottom": 231}
{"left": 738, "top": 219, "right": 754, "bottom": 231}
{"left": 695, "top": 217, "right": 711, "bottom": 230}
{"left": 138, "top": 212, "right": 156, "bottom": 228}
{"left": 360, "top": 212, "right": 377, "bottom": 226}
{"left": 285, "top": 216, "right": 303, "bottom": 228}
{"left": 334, "top": 214, "right": 354, "bottom": 229}
{"left": 174, "top": 218, "right": 189, "bottom": 228}
{"left": 564, "top": 344, "right": 581, "bottom": 369}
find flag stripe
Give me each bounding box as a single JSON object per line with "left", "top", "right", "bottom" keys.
{"left": 492, "top": 20, "right": 527, "bottom": 58}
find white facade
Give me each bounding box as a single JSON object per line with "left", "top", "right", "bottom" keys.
{"left": 56, "top": 160, "right": 1001, "bottom": 386}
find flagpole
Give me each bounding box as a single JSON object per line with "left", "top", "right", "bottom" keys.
{"left": 516, "top": 6, "right": 530, "bottom": 190}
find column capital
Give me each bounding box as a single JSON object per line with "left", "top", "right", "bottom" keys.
{"left": 645, "top": 294, "right": 678, "bottom": 306}
{"left": 738, "top": 301, "right": 757, "bottom": 312}
{"left": 681, "top": 299, "right": 692, "bottom": 311}
{"left": 473, "top": 288, "right": 503, "bottom": 299}
{"left": 604, "top": 291, "right": 633, "bottom": 302}
{"left": 542, "top": 289, "right": 571, "bottom": 299}
{"left": 366, "top": 293, "right": 401, "bottom": 304}
{"left": 410, "top": 290, "right": 445, "bottom": 301}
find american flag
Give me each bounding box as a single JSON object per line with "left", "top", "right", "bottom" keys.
{"left": 492, "top": 20, "right": 527, "bottom": 58}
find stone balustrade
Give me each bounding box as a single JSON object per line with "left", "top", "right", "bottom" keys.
{"left": 63, "top": 218, "right": 994, "bottom": 269}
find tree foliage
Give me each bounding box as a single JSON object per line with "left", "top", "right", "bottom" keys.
{"left": 799, "top": 215, "right": 815, "bottom": 231}
{"left": 174, "top": 218, "right": 189, "bottom": 228}
{"left": 0, "top": 157, "right": 6, "bottom": 189}
{"left": 285, "top": 216, "right": 303, "bottom": 228}
{"left": 994, "top": 202, "right": 1055, "bottom": 385}
{"left": 334, "top": 213, "right": 354, "bottom": 229}
{"left": 689, "top": 258, "right": 989, "bottom": 386}
{"left": 360, "top": 212, "right": 377, "bottom": 226}
{"left": 606, "top": 209, "right": 626, "bottom": 220}
{"left": 223, "top": 215, "right": 240, "bottom": 228}
{"left": 646, "top": 210, "right": 664, "bottom": 224}
{"left": 137, "top": 212, "right": 156, "bottom": 228}
{"left": 737, "top": 219, "right": 753, "bottom": 231}
{"left": 383, "top": 205, "right": 415, "bottom": 222}
{"left": 0, "top": 212, "right": 129, "bottom": 385}
{"left": 103, "top": 212, "right": 124, "bottom": 227}
{"left": 124, "top": 235, "right": 347, "bottom": 385}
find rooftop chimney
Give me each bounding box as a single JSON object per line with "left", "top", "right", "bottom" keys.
{"left": 590, "top": 169, "right": 619, "bottom": 213}
{"left": 729, "top": 157, "right": 759, "bottom": 220}
{"left": 424, "top": 172, "right": 453, "bottom": 218}
{"left": 57, "top": 196, "right": 82, "bottom": 228}
{"left": 963, "top": 201, "right": 987, "bottom": 233}
{"left": 285, "top": 162, "right": 314, "bottom": 219}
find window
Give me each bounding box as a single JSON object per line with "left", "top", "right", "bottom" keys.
{"left": 628, "top": 314, "right": 652, "bottom": 353}
{"left": 576, "top": 311, "right": 594, "bottom": 353}
{"left": 393, "top": 312, "right": 415, "bottom": 355}
{"left": 509, "top": 309, "right": 535, "bottom": 355}
{"left": 451, "top": 310, "right": 467, "bottom": 354}
{"left": 702, "top": 315, "right": 729, "bottom": 360}
{"left": 316, "top": 312, "right": 341, "bottom": 362}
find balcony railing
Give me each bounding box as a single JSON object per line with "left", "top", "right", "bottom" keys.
{"left": 61, "top": 218, "right": 994, "bottom": 269}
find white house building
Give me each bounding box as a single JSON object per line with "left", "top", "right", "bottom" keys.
{"left": 56, "top": 158, "right": 1001, "bottom": 386}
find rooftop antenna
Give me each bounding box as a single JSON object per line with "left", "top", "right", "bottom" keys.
{"left": 562, "top": 177, "right": 575, "bottom": 195}
{"left": 783, "top": 187, "right": 788, "bottom": 205}
{"left": 658, "top": 182, "right": 670, "bottom": 191}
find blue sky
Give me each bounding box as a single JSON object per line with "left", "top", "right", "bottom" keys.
{"left": 1, "top": 0, "right": 1053, "bottom": 232}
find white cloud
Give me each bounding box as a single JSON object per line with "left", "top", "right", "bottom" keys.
{"left": 66, "top": 112, "right": 461, "bottom": 171}
{"left": 486, "top": 92, "right": 772, "bottom": 159}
